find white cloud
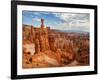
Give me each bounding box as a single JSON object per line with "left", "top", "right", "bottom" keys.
{"left": 33, "top": 12, "right": 40, "bottom": 15}
{"left": 33, "top": 18, "right": 40, "bottom": 22}
{"left": 52, "top": 12, "right": 90, "bottom": 32}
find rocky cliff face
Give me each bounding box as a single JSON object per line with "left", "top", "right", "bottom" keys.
{"left": 22, "top": 24, "right": 89, "bottom": 68}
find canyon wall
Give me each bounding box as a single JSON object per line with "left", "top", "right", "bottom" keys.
{"left": 22, "top": 24, "right": 89, "bottom": 68}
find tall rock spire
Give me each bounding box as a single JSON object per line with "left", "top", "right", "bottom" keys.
{"left": 41, "top": 18, "right": 44, "bottom": 28}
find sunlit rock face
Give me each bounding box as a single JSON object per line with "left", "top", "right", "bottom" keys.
{"left": 23, "top": 43, "right": 35, "bottom": 55}
{"left": 22, "top": 19, "right": 89, "bottom": 68}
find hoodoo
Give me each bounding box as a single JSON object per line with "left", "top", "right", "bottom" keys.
{"left": 22, "top": 18, "right": 89, "bottom": 68}
{"left": 41, "top": 18, "right": 44, "bottom": 28}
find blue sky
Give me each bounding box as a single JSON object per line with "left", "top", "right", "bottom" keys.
{"left": 22, "top": 10, "right": 90, "bottom": 32}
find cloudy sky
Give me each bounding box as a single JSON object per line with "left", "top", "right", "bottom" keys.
{"left": 22, "top": 10, "right": 90, "bottom": 32}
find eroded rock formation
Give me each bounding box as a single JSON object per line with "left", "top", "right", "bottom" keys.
{"left": 22, "top": 19, "right": 89, "bottom": 68}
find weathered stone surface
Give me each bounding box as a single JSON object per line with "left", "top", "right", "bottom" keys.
{"left": 35, "top": 39, "right": 40, "bottom": 54}
{"left": 22, "top": 19, "right": 89, "bottom": 68}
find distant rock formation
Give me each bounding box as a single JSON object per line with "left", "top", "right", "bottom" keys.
{"left": 22, "top": 18, "right": 89, "bottom": 68}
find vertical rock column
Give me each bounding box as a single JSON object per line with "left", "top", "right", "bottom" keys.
{"left": 44, "top": 29, "right": 50, "bottom": 50}
{"left": 41, "top": 18, "right": 44, "bottom": 28}
{"left": 40, "top": 35, "right": 46, "bottom": 52}
{"left": 40, "top": 19, "right": 50, "bottom": 52}
{"left": 35, "top": 39, "right": 40, "bottom": 53}
{"left": 29, "top": 25, "right": 35, "bottom": 43}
